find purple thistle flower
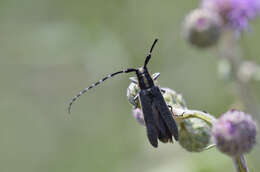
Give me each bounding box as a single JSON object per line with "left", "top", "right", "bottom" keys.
{"left": 132, "top": 108, "right": 145, "bottom": 126}
{"left": 212, "top": 109, "right": 257, "bottom": 156}
{"left": 201, "top": 0, "right": 260, "bottom": 31}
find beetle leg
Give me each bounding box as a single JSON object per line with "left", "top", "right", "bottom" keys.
{"left": 167, "top": 105, "right": 173, "bottom": 113}
{"left": 160, "top": 88, "right": 166, "bottom": 94}
{"left": 167, "top": 105, "right": 185, "bottom": 117}
{"left": 133, "top": 95, "right": 138, "bottom": 101}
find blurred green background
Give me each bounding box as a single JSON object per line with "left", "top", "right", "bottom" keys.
{"left": 1, "top": 0, "right": 259, "bottom": 172}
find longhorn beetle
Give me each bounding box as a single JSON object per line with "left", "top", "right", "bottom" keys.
{"left": 68, "top": 39, "right": 178, "bottom": 147}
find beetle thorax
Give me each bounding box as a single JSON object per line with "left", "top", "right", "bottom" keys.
{"left": 136, "top": 67, "right": 154, "bottom": 90}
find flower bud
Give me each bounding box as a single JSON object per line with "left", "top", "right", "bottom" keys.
{"left": 237, "top": 61, "right": 260, "bottom": 83}
{"left": 126, "top": 82, "right": 140, "bottom": 108}
{"left": 179, "top": 117, "right": 212, "bottom": 152}
{"left": 183, "top": 8, "right": 222, "bottom": 48}
{"left": 212, "top": 110, "right": 257, "bottom": 156}
{"left": 132, "top": 108, "right": 145, "bottom": 126}
{"left": 162, "top": 88, "right": 187, "bottom": 109}
{"left": 218, "top": 58, "right": 232, "bottom": 81}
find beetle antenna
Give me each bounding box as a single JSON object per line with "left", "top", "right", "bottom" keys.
{"left": 68, "top": 68, "right": 137, "bottom": 114}
{"left": 144, "top": 38, "right": 158, "bottom": 68}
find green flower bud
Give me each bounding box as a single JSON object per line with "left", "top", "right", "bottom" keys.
{"left": 237, "top": 61, "right": 260, "bottom": 83}
{"left": 179, "top": 117, "right": 212, "bottom": 152}
{"left": 218, "top": 58, "right": 232, "bottom": 81}
{"left": 162, "top": 88, "right": 187, "bottom": 109}
{"left": 126, "top": 82, "right": 140, "bottom": 108}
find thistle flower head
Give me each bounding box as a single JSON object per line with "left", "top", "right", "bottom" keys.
{"left": 127, "top": 82, "right": 140, "bottom": 108}
{"left": 201, "top": 0, "right": 260, "bottom": 31}
{"left": 212, "top": 110, "right": 257, "bottom": 156}
{"left": 237, "top": 61, "right": 260, "bottom": 82}
{"left": 132, "top": 108, "right": 145, "bottom": 126}
{"left": 179, "top": 117, "right": 212, "bottom": 152}
{"left": 162, "top": 88, "right": 187, "bottom": 109}
{"left": 183, "top": 8, "right": 223, "bottom": 48}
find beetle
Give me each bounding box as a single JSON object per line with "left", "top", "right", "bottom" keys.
{"left": 68, "top": 39, "right": 178, "bottom": 147}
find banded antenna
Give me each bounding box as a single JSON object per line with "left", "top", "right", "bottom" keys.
{"left": 144, "top": 38, "right": 158, "bottom": 68}
{"left": 68, "top": 38, "right": 158, "bottom": 114}
{"left": 68, "top": 68, "right": 137, "bottom": 113}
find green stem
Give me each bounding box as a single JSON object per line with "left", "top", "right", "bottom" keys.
{"left": 216, "top": 29, "right": 260, "bottom": 119}
{"left": 203, "top": 144, "right": 216, "bottom": 150}
{"left": 233, "top": 155, "right": 249, "bottom": 172}
{"left": 172, "top": 108, "right": 217, "bottom": 125}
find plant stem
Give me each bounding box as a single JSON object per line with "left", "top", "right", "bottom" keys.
{"left": 172, "top": 108, "right": 217, "bottom": 125}
{"left": 233, "top": 155, "right": 249, "bottom": 172}
{"left": 216, "top": 29, "right": 260, "bottom": 119}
